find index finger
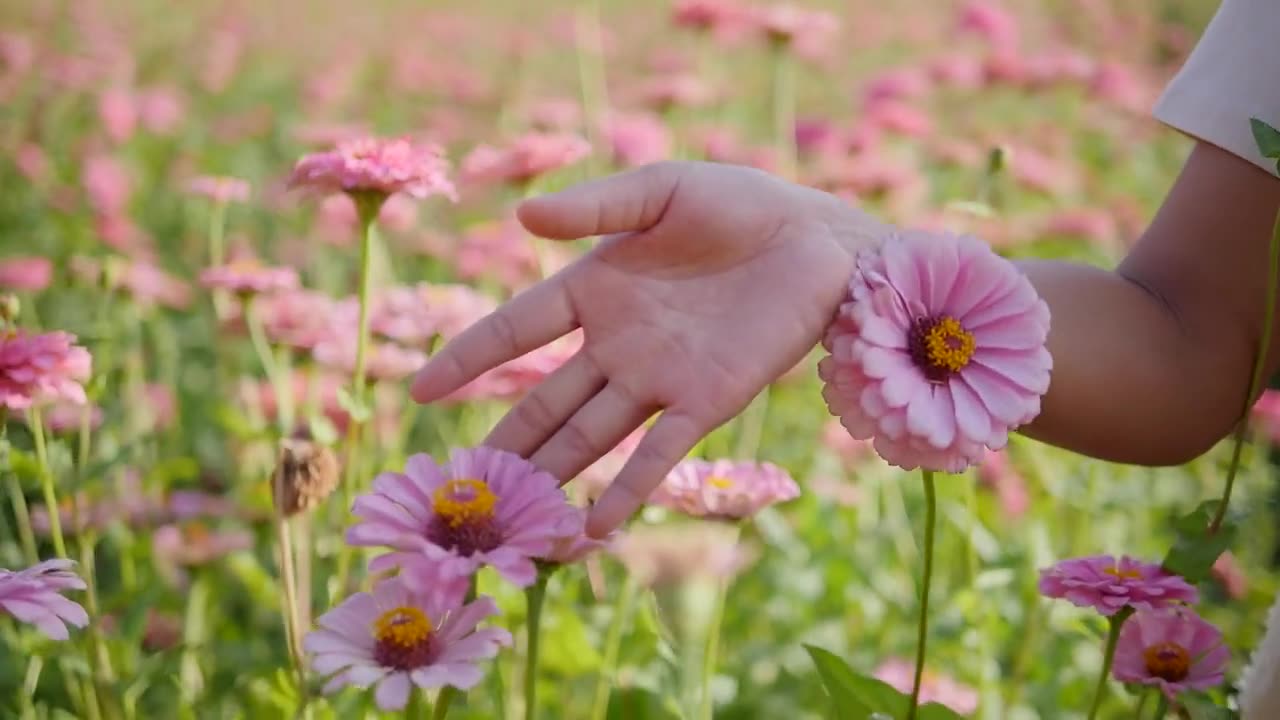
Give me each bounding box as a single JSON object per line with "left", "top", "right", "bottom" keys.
{"left": 585, "top": 409, "right": 705, "bottom": 537}
{"left": 410, "top": 277, "right": 575, "bottom": 403}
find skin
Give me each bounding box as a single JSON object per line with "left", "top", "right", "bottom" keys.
{"left": 411, "top": 143, "right": 1280, "bottom": 537}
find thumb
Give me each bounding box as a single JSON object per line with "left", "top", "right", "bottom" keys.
{"left": 516, "top": 161, "right": 684, "bottom": 240}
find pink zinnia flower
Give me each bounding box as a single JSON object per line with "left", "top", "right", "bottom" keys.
{"left": 304, "top": 578, "right": 512, "bottom": 710}
{"left": 313, "top": 335, "right": 426, "bottom": 383}
{"left": 650, "top": 459, "right": 800, "bottom": 520}
{"left": 609, "top": 523, "right": 754, "bottom": 588}
{"left": 672, "top": 0, "right": 744, "bottom": 32}
{"left": 445, "top": 333, "right": 581, "bottom": 404}
{"left": 200, "top": 260, "right": 299, "bottom": 295}
{"left": 0, "top": 559, "right": 89, "bottom": 640}
{"left": 865, "top": 101, "right": 934, "bottom": 138}
{"left": 348, "top": 448, "right": 581, "bottom": 589}
{"left": 602, "top": 112, "right": 673, "bottom": 168}
{"left": 1113, "top": 607, "right": 1229, "bottom": 700}
{"left": 461, "top": 133, "right": 590, "bottom": 189}
{"left": 526, "top": 98, "right": 583, "bottom": 132}
{"left": 120, "top": 260, "right": 192, "bottom": 309}
{"left": 455, "top": 218, "right": 540, "bottom": 291}
{"left": 818, "top": 230, "right": 1052, "bottom": 472}
{"left": 98, "top": 88, "right": 137, "bottom": 144}
{"left": 874, "top": 658, "right": 979, "bottom": 715}
{"left": 289, "top": 137, "right": 458, "bottom": 202}
{"left": 956, "top": 0, "right": 1020, "bottom": 49}
{"left": 751, "top": 4, "right": 840, "bottom": 48}
{"left": 152, "top": 522, "right": 253, "bottom": 586}
{"left": 257, "top": 289, "right": 336, "bottom": 350}
{"left": 862, "top": 68, "right": 932, "bottom": 107}
{"left": 0, "top": 256, "right": 53, "bottom": 292}
{"left": 186, "top": 175, "right": 250, "bottom": 204}
{"left": 82, "top": 154, "right": 131, "bottom": 217}
{"left": 1038, "top": 555, "right": 1198, "bottom": 616}
{"left": 0, "top": 331, "right": 92, "bottom": 410}
{"left": 137, "top": 86, "right": 185, "bottom": 135}
{"left": 637, "top": 73, "right": 715, "bottom": 111}
{"left": 411, "top": 284, "right": 497, "bottom": 341}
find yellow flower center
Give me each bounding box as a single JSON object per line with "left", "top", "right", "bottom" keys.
{"left": 1104, "top": 565, "right": 1143, "bottom": 580}
{"left": 706, "top": 476, "right": 734, "bottom": 490}
{"left": 373, "top": 606, "right": 432, "bottom": 649}
{"left": 432, "top": 479, "right": 498, "bottom": 528}
{"left": 372, "top": 606, "right": 435, "bottom": 670}
{"left": 908, "top": 315, "right": 976, "bottom": 383}
{"left": 1143, "top": 642, "right": 1190, "bottom": 682}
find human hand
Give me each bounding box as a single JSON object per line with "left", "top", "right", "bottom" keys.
{"left": 410, "top": 161, "right": 889, "bottom": 536}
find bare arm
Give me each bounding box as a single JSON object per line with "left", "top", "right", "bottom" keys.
{"left": 1015, "top": 142, "right": 1280, "bottom": 465}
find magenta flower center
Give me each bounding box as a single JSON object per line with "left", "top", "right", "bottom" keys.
{"left": 426, "top": 479, "right": 504, "bottom": 556}
{"left": 1143, "top": 642, "right": 1190, "bottom": 682}
{"left": 372, "top": 606, "right": 436, "bottom": 670}
{"left": 907, "top": 315, "right": 976, "bottom": 383}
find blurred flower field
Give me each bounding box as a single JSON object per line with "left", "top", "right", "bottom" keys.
{"left": 0, "top": 0, "right": 1276, "bottom": 718}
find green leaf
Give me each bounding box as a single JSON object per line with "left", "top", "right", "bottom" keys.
{"left": 1251, "top": 118, "right": 1280, "bottom": 159}
{"left": 805, "top": 645, "right": 908, "bottom": 719}
{"left": 1181, "top": 692, "right": 1236, "bottom": 720}
{"left": 335, "top": 387, "right": 371, "bottom": 423}
{"left": 606, "top": 687, "right": 681, "bottom": 720}
{"left": 918, "top": 703, "right": 968, "bottom": 720}
{"left": 1162, "top": 500, "right": 1236, "bottom": 584}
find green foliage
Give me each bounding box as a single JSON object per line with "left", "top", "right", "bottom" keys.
{"left": 1162, "top": 501, "right": 1237, "bottom": 584}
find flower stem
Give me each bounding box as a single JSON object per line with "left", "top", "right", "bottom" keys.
{"left": 698, "top": 573, "right": 732, "bottom": 720}
{"left": 906, "top": 469, "right": 938, "bottom": 720}
{"left": 208, "top": 200, "right": 230, "bottom": 320}
{"left": 334, "top": 194, "right": 382, "bottom": 597}
{"left": 244, "top": 297, "right": 292, "bottom": 435}
{"left": 406, "top": 688, "right": 431, "bottom": 718}
{"left": 590, "top": 576, "right": 639, "bottom": 720}
{"left": 1152, "top": 695, "right": 1169, "bottom": 719}
{"left": 1086, "top": 609, "right": 1132, "bottom": 720}
{"left": 432, "top": 690, "right": 455, "bottom": 720}
{"left": 5, "top": 469, "right": 37, "bottom": 564}
{"left": 523, "top": 570, "right": 551, "bottom": 720}
{"left": 1212, "top": 206, "right": 1280, "bottom": 533}
{"left": 29, "top": 406, "right": 66, "bottom": 558}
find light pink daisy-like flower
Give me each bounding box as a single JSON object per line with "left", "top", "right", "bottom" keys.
{"left": 751, "top": 4, "right": 840, "bottom": 47}
{"left": 98, "top": 87, "right": 137, "bottom": 144}
{"left": 289, "top": 136, "right": 458, "bottom": 202}
{"left": 818, "top": 229, "right": 1052, "bottom": 472}
{"left": 602, "top": 112, "right": 673, "bottom": 168}
{"left": 0, "top": 256, "right": 53, "bottom": 292}
{"left": 1113, "top": 607, "right": 1229, "bottom": 700}
{"left": 609, "top": 523, "right": 754, "bottom": 588}
{"left": 456, "top": 218, "right": 540, "bottom": 291}
{"left": 649, "top": 459, "right": 800, "bottom": 520}
{"left": 0, "top": 331, "right": 92, "bottom": 410}
{"left": 637, "top": 73, "right": 715, "bottom": 111}
{"left": 956, "top": 0, "right": 1020, "bottom": 49}
{"left": 673, "top": 0, "right": 744, "bottom": 32}
{"left": 444, "top": 332, "right": 582, "bottom": 404}
{"left": 461, "top": 133, "right": 590, "bottom": 189}
{"left": 348, "top": 448, "right": 582, "bottom": 589}
{"left": 1038, "top": 555, "right": 1198, "bottom": 616}
{"left": 185, "top": 175, "right": 250, "bottom": 204}
{"left": 313, "top": 335, "right": 426, "bottom": 383}
{"left": 0, "top": 559, "right": 89, "bottom": 640}
{"left": 83, "top": 153, "right": 132, "bottom": 217}
{"left": 874, "top": 658, "right": 979, "bottom": 715}
{"left": 199, "top": 260, "right": 299, "bottom": 295}
{"left": 304, "top": 578, "right": 512, "bottom": 710}
{"left": 526, "top": 97, "right": 583, "bottom": 132}
{"left": 257, "top": 289, "right": 337, "bottom": 351}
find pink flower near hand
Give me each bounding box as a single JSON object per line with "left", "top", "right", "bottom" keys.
{"left": 0, "top": 256, "right": 52, "bottom": 292}
{"left": 602, "top": 112, "right": 673, "bottom": 168}
{"left": 540, "top": 509, "right": 610, "bottom": 565}
{"left": 200, "top": 260, "right": 299, "bottom": 295}
{"left": 313, "top": 334, "right": 426, "bottom": 383}
{"left": 257, "top": 289, "right": 337, "bottom": 350}
{"left": 289, "top": 137, "right": 458, "bottom": 202}
{"left": 1113, "top": 607, "right": 1229, "bottom": 700}
{"left": 650, "top": 459, "right": 800, "bottom": 520}
{"left": 304, "top": 578, "right": 512, "bottom": 710}
{"left": 461, "top": 133, "right": 590, "bottom": 189}
{"left": 819, "top": 230, "right": 1052, "bottom": 472}
{"left": 0, "top": 331, "right": 92, "bottom": 410}
{"left": 1038, "top": 555, "right": 1198, "bottom": 616}
{"left": 0, "top": 559, "right": 88, "bottom": 640}
{"left": 348, "top": 448, "right": 582, "bottom": 589}
{"left": 186, "top": 175, "right": 250, "bottom": 204}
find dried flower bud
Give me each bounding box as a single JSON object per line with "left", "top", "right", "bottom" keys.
{"left": 271, "top": 433, "right": 339, "bottom": 517}
{"left": 0, "top": 293, "right": 19, "bottom": 324}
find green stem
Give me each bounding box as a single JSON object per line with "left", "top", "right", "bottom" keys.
{"left": 523, "top": 571, "right": 550, "bottom": 720}
{"left": 30, "top": 407, "right": 66, "bottom": 558}
{"left": 1134, "top": 688, "right": 1152, "bottom": 717}
{"left": 1086, "top": 609, "right": 1132, "bottom": 720}
{"left": 1211, "top": 206, "right": 1280, "bottom": 533}
{"left": 6, "top": 472, "right": 37, "bottom": 565}
{"left": 406, "top": 687, "right": 431, "bottom": 718}
{"left": 244, "top": 297, "right": 291, "bottom": 435}
{"left": 334, "top": 194, "right": 382, "bottom": 597}
{"left": 734, "top": 387, "right": 770, "bottom": 461}
{"left": 208, "top": 201, "right": 231, "bottom": 320}
{"left": 20, "top": 655, "right": 41, "bottom": 720}
{"left": 906, "top": 469, "right": 937, "bottom": 720}
{"left": 699, "top": 573, "right": 732, "bottom": 720}
{"left": 591, "top": 576, "right": 638, "bottom": 720}
{"left": 180, "top": 571, "right": 211, "bottom": 702}
{"left": 1152, "top": 695, "right": 1169, "bottom": 719}
{"left": 432, "top": 689, "right": 455, "bottom": 720}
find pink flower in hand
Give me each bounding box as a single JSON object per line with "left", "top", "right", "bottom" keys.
{"left": 1113, "top": 607, "right": 1229, "bottom": 700}
{"left": 304, "top": 578, "right": 512, "bottom": 710}
{"left": 819, "top": 230, "right": 1051, "bottom": 472}
{"left": 1038, "top": 555, "right": 1198, "bottom": 616}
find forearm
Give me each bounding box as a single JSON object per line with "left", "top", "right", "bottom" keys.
{"left": 1015, "top": 259, "right": 1256, "bottom": 465}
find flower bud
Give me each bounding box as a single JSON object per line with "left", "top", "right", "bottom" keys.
{"left": 271, "top": 432, "right": 339, "bottom": 517}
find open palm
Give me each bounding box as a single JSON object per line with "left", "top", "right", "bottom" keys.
{"left": 411, "top": 161, "right": 886, "bottom": 535}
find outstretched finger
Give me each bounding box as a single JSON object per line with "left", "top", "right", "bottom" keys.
{"left": 530, "top": 383, "right": 656, "bottom": 485}
{"left": 410, "top": 277, "right": 575, "bottom": 403}
{"left": 516, "top": 162, "right": 683, "bottom": 240}
{"left": 585, "top": 409, "right": 705, "bottom": 537}
{"left": 483, "top": 352, "right": 606, "bottom": 458}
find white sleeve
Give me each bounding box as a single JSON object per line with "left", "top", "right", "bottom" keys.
{"left": 1152, "top": 0, "right": 1280, "bottom": 176}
